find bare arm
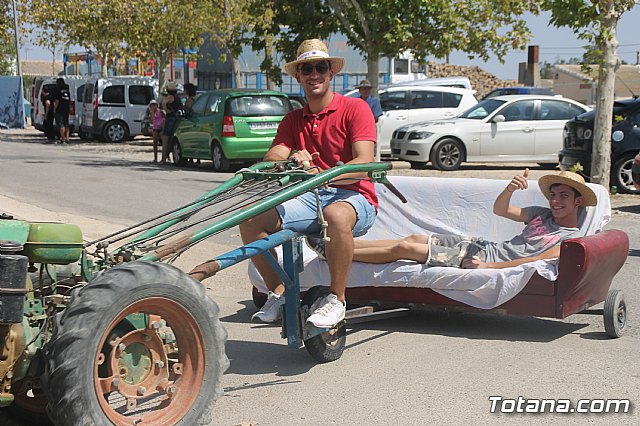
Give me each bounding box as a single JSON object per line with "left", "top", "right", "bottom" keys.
{"left": 263, "top": 144, "right": 292, "bottom": 162}
{"left": 330, "top": 139, "right": 375, "bottom": 185}
{"left": 493, "top": 168, "right": 530, "bottom": 222}
{"left": 462, "top": 245, "right": 561, "bottom": 269}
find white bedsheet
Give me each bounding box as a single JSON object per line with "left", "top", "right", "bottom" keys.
{"left": 248, "top": 176, "right": 611, "bottom": 309}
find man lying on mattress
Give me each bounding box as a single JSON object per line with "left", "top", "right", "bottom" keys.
{"left": 308, "top": 169, "right": 597, "bottom": 270}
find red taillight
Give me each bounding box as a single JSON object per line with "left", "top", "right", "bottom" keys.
{"left": 70, "top": 100, "right": 75, "bottom": 116}
{"left": 222, "top": 116, "right": 235, "bottom": 137}
{"left": 93, "top": 93, "right": 98, "bottom": 109}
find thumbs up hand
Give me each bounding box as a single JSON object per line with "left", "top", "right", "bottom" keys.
{"left": 506, "top": 168, "right": 529, "bottom": 193}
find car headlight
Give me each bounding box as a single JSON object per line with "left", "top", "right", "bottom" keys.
{"left": 408, "top": 131, "right": 434, "bottom": 140}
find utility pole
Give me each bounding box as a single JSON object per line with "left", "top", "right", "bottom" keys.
{"left": 11, "top": 0, "right": 25, "bottom": 128}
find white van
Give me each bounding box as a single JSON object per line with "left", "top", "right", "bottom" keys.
{"left": 81, "top": 76, "right": 158, "bottom": 143}
{"left": 34, "top": 76, "right": 87, "bottom": 134}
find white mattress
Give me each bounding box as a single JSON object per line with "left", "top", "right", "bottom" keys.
{"left": 248, "top": 176, "right": 611, "bottom": 309}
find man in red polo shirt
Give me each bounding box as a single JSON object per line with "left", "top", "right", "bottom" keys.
{"left": 239, "top": 38, "right": 377, "bottom": 327}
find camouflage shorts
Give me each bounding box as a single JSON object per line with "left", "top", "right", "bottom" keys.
{"left": 427, "top": 234, "right": 488, "bottom": 268}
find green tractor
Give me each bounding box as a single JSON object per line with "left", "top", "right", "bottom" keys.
{"left": 0, "top": 161, "right": 405, "bottom": 425}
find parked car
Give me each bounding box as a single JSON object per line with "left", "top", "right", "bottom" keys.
{"left": 482, "top": 86, "right": 555, "bottom": 100}
{"left": 80, "top": 76, "right": 158, "bottom": 143}
{"left": 171, "top": 89, "right": 293, "bottom": 172}
{"left": 343, "top": 85, "right": 477, "bottom": 156}
{"left": 34, "top": 76, "right": 87, "bottom": 135}
{"left": 391, "top": 95, "right": 589, "bottom": 170}
{"left": 560, "top": 97, "right": 640, "bottom": 194}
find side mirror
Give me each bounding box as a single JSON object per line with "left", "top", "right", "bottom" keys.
{"left": 492, "top": 114, "right": 505, "bottom": 123}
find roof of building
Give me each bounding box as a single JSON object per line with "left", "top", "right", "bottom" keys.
{"left": 554, "top": 64, "right": 640, "bottom": 98}
{"left": 20, "top": 60, "right": 64, "bottom": 77}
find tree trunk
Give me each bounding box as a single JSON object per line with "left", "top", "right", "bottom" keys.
{"left": 158, "top": 54, "right": 168, "bottom": 92}
{"left": 232, "top": 56, "right": 242, "bottom": 88}
{"left": 590, "top": 5, "right": 620, "bottom": 190}
{"left": 366, "top": 53, "right": 379, "bottom": 95}
{"left": 98, "top": 50, "right": 109, "bottom": 78}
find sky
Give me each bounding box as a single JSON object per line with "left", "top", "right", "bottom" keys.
{"left": 18, "top": 6, "right": 640, "bottom": 81}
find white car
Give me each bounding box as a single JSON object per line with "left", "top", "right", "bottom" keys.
{"left": 345, "top": 85, "right": 477, "bottom": 156}
{"left": 391, "top": 95, "right": 590, "bottom": 170}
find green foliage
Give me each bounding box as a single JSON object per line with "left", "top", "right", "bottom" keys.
{"left": 1, "top": 1, "right": 17, "bottom": 75}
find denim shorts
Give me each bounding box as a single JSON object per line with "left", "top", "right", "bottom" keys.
{"left": 276, "top": 187, "right": 376, "bottom": 237}
{"left": 427, "top": 234, "right": 488, "bottom": 267}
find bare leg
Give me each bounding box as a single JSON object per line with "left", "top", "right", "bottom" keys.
{"left": 239, "top": 209, "right": 285, "bottom": 295}
{"left": 353, "top": 236, "right": 430, "bottom": 264}
{"left": 322, "top": 202, "right": 359, "bottom": 302}
{"left": 152, "top": 132, "right": 159, "bottom": 162}
{"left": 353, "top": 234, "right": 428, "bottom": 249}
{"left": 161, "top": 134, "right": 169, "bottom": 162}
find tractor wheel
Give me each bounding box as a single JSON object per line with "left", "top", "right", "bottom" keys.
{"left": 301, "top": 286, "right": 346, "bottom": 363}
{"left": 42, "top": 262, "right": 229, "bottom": 426}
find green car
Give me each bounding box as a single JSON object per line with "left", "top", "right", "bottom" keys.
{"left": 171, "top": 89, "right": 294, "bottom": 172}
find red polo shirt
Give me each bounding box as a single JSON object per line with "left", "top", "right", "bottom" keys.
{"left": 272, "top": 93, "right": 378, "bottom": 209}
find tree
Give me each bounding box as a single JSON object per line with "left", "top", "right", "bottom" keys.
{"left": 19, "top": 0, "right": 68, "bottom": 75}
{"left": 1, "top": 1, "right": 17, "bottom": 75}
{"left": 302, "top": 0, "right": 542, "bottom": 94}
{"left": 127, "top": 0, "right": 213, "bottom": 89}
{"left": 543, "top": 0, "right": 637, "bottom": 189}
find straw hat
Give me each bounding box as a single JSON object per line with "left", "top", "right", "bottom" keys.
{"left": 538, "top": 171, "right": 597, "bottom": 206}
{"left": 355, "top": 79, "right": 372, "bottom": 89}
{"left": 284, "top": 39, "right": 345, "bottom": 77}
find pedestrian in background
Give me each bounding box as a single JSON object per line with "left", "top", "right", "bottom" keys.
{"left": 160, "top": 82, "right": 182, "bottom": 163}
{"left": 41, "top": 86, "right": 55, "bottom": 143}
{"left": 184, "top": 83, "right": 197, "bottom": 113}
{"left": 149, "top": 100, "right": 164, "bottom": 163}
{"left": 53, "top": 78, "right": 71, "bottom": 144}
{"left": 355, "top": 79, "right": 383, "bottom": 123}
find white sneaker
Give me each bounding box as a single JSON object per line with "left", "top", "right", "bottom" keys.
{"left": 251, "top": 291, "right": 285, "bottom": 323}
{"left": 306, "top": 293, "right": 346, "bottom": 328}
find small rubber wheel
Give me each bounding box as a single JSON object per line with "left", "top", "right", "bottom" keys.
{"left": 430, "top": 138, "right": 464, "bottom": 171}
{"left": 301, "top": 286, "right": 346, "bottom": 363}
{"left": 603, "top": 289, "right": 626, "bottom": 338}
{"left": 252, "top": 286, "right": 267, "bottom": 309}
{"left": 211, "top": 142, "right": 230, "bottom": 172}
{"left": 172, "top": 139, "right": 187, "bottom": 166}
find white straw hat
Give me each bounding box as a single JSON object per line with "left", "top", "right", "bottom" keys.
{"left": 538, "top": 171, "right": 598, "bottom": 207}
{"left": 284, "top": 39, "right": 345, "bottom": 77}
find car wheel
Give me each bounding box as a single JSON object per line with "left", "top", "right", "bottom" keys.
{"left": 211, "top": 142, "right": 230, "bottom": 172}
{"left": 172, "top": 139, "right": 187, "bottom": 166}
{"left": 78, "top": 130, "right": 93, "bottom": 140}
{"left": 611, "top": 154, "right": 640, "bottom": 194}
{"left": 102, "top": 120, "right": 129, "bottom": 143}
{"left": 430, "top": 138, "right": 464, "bottom": 171}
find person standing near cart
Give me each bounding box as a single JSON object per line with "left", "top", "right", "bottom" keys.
{"left": 238, "top": 39, "right": 378, "bottom": 327}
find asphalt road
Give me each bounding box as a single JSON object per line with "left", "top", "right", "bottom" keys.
{"left": 1, "top": 129, "right": 639, "bottom": 425}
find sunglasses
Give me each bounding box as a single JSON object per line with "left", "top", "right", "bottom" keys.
{"left": 299, "top": 62, "right": 330, "bottom": 76}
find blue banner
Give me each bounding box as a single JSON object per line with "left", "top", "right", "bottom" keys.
{"left": 0, "top": 76, "right": 25, "bottom": 129}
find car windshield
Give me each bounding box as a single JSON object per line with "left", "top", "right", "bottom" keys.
{"left": 459, "top": 99, "right": 506, "bottom": 119}
{"left": 227, "top": 95, "right": 292, "bottom": 117}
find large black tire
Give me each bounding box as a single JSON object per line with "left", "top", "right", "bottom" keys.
{"left": 603, "top": 289, "right": 626, "bottom": 338}
{"left": 430, "top": 138, "right": 464, "bottom": 171}
{"left": 42, "top": 262, "right": 229, "bottom": 426}
{"left": 102, "top": 120, "right": 129, "bottom": 143}
{"left": 301, "top": 286, "right": 346, "bottom": 363}
{"left": 611, "top": 154, "right": 640, "bottom": 194}
{"left": 211, "top": 142, "right": 230, "bottom": 172}
{"left": 172, "top": 139, "right": 187, "bottom": 166}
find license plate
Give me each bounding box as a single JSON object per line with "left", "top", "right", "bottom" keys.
{"left": 248, "top": 121, "right": 278, "bottom": 130}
